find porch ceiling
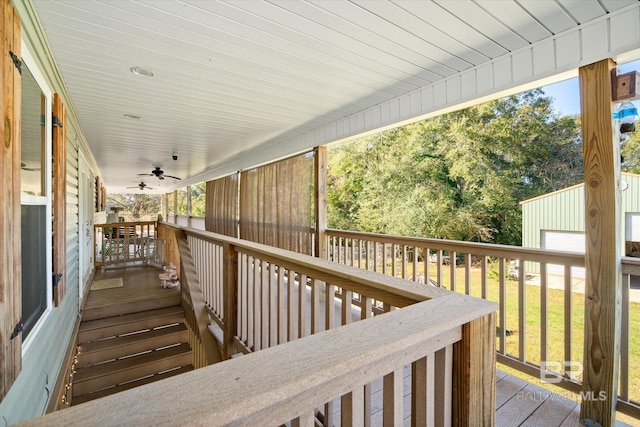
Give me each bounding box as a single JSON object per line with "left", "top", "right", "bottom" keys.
{"left": 30, "top": 0, "right": 637, "bottom": 193}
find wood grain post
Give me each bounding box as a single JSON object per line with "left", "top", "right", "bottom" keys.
{"left": 186, "top": 185, "right": 192, "bottom": 227}
{"left": 579, "top": 58, "right": 621, "bottom": 426}
{"left": 223, "top": 243, "right": 238, "bottom": 359}
{"left": 314, "top": 146, "right": 328, "bottom": 259}
{"left": 161, "top": 193, "right": 168, "bottom": 222}
{"left": 173, "top": 190, "right": 178, "bottom": 224}
{"left": 452, "top": 313, "right": 496, "bottom": 426}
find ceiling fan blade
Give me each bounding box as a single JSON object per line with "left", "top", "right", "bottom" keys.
{"left": 164, "top": 175, "right": 181, "bottom": 180}
{"left": 137, "top": 173, "right": 153, "bottom": 176}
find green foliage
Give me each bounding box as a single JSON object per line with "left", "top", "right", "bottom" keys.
{"left": 327, "top": 89, "right": 583, "bottom": 246}
{"left": 623, "top": 131, "right": 640, "bottom": 174}
{"left": 107, "top": 193, "right": 161, "bottom": 219}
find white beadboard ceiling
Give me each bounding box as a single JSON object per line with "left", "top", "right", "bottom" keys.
{"left": 30, "top": 0, "right": 639, "bottom": 194}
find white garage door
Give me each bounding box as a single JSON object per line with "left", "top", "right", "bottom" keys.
{"left": 626, "top": 213, "right": 640, "bottom": 241}
{"left": 541, "top": 230, "right": 585, "bottom": 278}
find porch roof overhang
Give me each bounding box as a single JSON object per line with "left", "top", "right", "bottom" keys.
{"left": 22, "top": 0, "right": 640, "bottom": 193}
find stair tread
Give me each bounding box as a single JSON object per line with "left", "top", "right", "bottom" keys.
{"left": 79, "top": 306, "right": 184, "bottom": 335}
{"left": 74, "top": 343, "right": 192, "bottom": 383}
{"left": 82, "top": 295, "right": 182, "bottom": 321}
{"left": 72, "top": 365, "right": 194, "bottom": 406}
{"left": 79, "top": 323, "right": 187, "bottom": 355}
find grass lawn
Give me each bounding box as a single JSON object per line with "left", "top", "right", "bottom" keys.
{"left": 375, "top": 260, "right": 640, "bottom": 408}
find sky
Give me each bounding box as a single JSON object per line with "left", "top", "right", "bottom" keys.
{"left": 540, "top": 59, "right": 640, "bottom": 117}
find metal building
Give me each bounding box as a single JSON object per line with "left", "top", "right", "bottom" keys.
{"left": 521, "top": 172, "right": 640, "bottom": 275}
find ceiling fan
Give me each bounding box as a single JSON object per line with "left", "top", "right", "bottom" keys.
{"left": 138, "top": 166, "right": 181, "bottom": 180}
{"left": 127, "top": 182, "right": 154, "bottom": 191}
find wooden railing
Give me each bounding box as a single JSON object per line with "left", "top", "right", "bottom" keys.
{"left": 93, "top": 221, "right": 160, "bottom": 268}
{"left": 166, "top": 223, "right": 496, "bottom": 424}
{"left": 325, "top": 228, "right": 640, "bottom": 419}
{"left": 23, "top": 223, "right": 496, "bottom": 425}
{"left": 163, "top": 226, "right": 222, "bottom": 368}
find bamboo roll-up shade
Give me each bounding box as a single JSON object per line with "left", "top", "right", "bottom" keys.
{"left": 240, "top": 152, "right": 314, "bottom": 255}
{"left": 205, "top": 173, "right": 239, "bottom": 237}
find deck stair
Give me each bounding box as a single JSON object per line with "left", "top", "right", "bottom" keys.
{"left": 73, "top": 303, "right": 193, "bottom": 405}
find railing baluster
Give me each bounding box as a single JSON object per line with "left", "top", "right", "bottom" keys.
{"left": 269, "top": 263, "right": 278, "bottom": 347}
{"left": 383, "top": 368, "right": 403, "bottom": 427}
{"left": 240, "top": 253, "right": 247, "bottom": 344}
{"left": 412, "top": 356, "right": 428, "bottom": 426}
{"left": 392, "top": 244, "right": 397, "bottom": 278}
{"left": 326, "top": 282, "right": 335, "bottom": 331}
{"left": 464, "top": 253, "right": 471, "bottom": 296}
{"left": 342, "top": 386, "right": 365, "bottom": 427}
{"left": 620, "top": 272, "right": 630, "bottom": 401}
{"left": 540, "top": 263, "right": 548, "bottom": 366}
{"left": 299, "top": 274, "right": 308, "bottom": 338}
{"left": 374, "top": 241, "right": 379, "bottom": 273}
{"left": 278, "top": 266, "right": 286, "bottom": 345}
{"left": 437, "top": 250, "right": 443, "bottom": 288}
{"left": 382, "top": 243, "right": 388, "bottom": 275}
{"left": 498, "top": 258, "right": 506, "bottom": 354}
{"left": 288, "top": 269, "right": 297, "bottom": 341}
{"left": 481, "top": 256, "right": 487, "bottom": 299}
{"left": 311, "top": 278, "right": 321, "bottom": 334}
{"left": 564, "top": 265, "right": 572, "bottom": 375}
{"left": 413, "top": 246, "right": 418, "bottom": 281}
{"left": 450, "top": 251, "right": 457, "bottom": 292}
{"left": 401, "top": 245, "right": 407, "bottom": 279}
{"left": 518, "top": 258, "right": 526, "bottom": 362}
{"left": 342, "top": 289, "right": 353, "bottom": 326}
{"left": 261, "top": 260, "right": 269, "bottom": 349}
{"left": 434, "top": 346, "right": 453, "bottom": 426}
{"left": 362, "top": 297, "right": 373, "bottom": 427}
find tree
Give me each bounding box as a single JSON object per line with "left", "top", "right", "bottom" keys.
{"left": 107, "top": 193, "right": 161, "bottom": 220}
{"left": 327, "top": 89, "right": 583, "bottom": 246}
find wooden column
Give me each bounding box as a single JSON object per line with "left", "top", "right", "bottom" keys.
{"left": 579, "top": 59, "right": 621, "bottom": 426}
{"left": 314, "top": 146, "right": 328, "bottom": 259}
{"left": 186, "top": 185, "right": 192, "bottom": 227}
{"left": 161, "top": 193, "right": 168, "bottom": 222}
{"left": 173, "top": 190, "right": 178, "bottom": 224}
{"left": 452, "top": 313, "right": 496, "bottom": 426}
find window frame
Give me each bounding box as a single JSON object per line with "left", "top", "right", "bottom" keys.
{"left": 20, "top": 39, "right": 53, "bottom": 354}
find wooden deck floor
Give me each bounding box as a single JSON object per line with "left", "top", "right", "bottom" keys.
{"left": 84, "top": 266, "right": 180, "bottom": 320}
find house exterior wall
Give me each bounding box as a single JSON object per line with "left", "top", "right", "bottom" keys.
{"left": 0, "top": 2, "right": 99, "bottom": 424}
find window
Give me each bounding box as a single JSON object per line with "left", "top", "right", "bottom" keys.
{"left": 20, "top": 42, "right": 53, "bottom": 344}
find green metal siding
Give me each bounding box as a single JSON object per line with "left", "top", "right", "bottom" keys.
{"left": 521, "top": 173, "right": 640, "bottom": 273}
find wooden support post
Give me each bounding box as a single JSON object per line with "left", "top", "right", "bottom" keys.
{"left": 186, "top": 185, "right": 192, "bottom": 227}
{"left": 223, "top": 243, "right": 238, "bottom": 359}
{"left": 161, "top": 193, "right": 168, "bottom": 222}
{"left": 579, "top": 58, "right": 621, "bottom": 426}
{"left": 452, "top": 313, "right": 496, "bottom": 426}
{"left": 314, "top": 146, "right": 328, "bottom": 259}
{"left": 173, "top": 190, "right": 178, "bottom": 224}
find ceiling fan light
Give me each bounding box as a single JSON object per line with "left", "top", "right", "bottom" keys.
{"left": 130, "top": 66, "right": 155, "bottom": 78}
